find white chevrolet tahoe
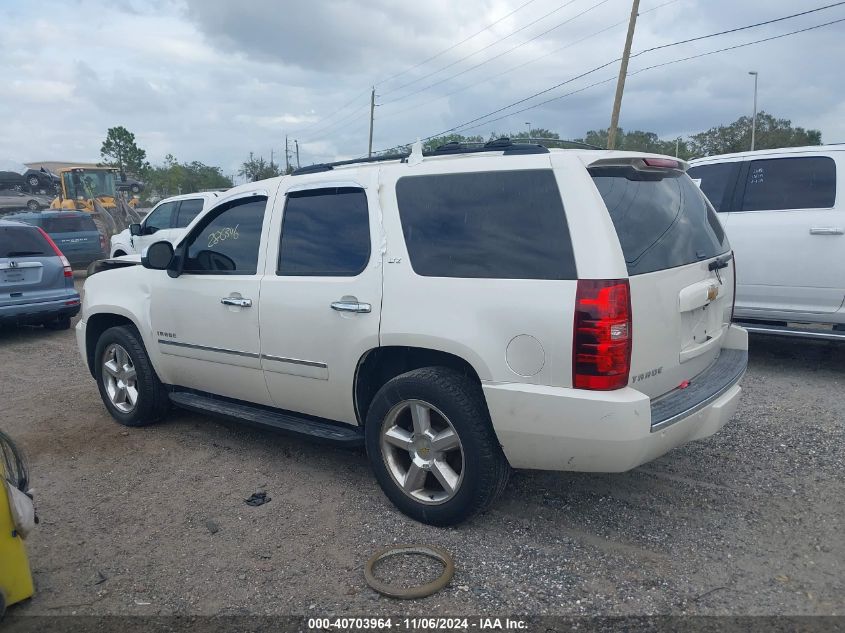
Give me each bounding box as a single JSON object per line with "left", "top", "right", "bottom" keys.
{"left": 689, "top": 145, "right": 844, "bottom": 340}
{"left": 109, "top": 192, "right": 222, "bottom": 257}
{"left": 78, "top": 140, "right": 747, "bottom": 525}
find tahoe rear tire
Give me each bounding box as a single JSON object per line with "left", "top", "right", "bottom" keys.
{"left": 94, "top": 325, "right": 169, "bottom": 427}
{"left": 365, "top": 367, "right": 510, "bottom": 526}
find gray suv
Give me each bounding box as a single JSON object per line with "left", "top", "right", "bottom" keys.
{"left": 0, "top": 219, "right": 81, "bottom": 330}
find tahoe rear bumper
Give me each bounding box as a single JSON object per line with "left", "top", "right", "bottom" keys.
{"left": 483, "top": 325, "right": 748, "bottom": 472}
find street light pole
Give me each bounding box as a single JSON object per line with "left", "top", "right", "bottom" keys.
{"left": 749, "top": 71, "right": 759, "bottom": 151}
{"left": 525, "top": 122, "right": 531, "bottom": 141}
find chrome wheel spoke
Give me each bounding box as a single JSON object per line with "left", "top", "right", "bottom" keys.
{"left": 125, "top": 385, "right": 139, "bottom": 406}
{"left": 384, "top": 426, "right": 413, "bottom": 451}
{"left": 103, "top": 359, "right": 121, "bottom": 378}
{"left": 123, "top": 366, "right": 137, "bottom": 384}
{"left": 431, "top": 428, "right": 459, "bottom": 452}
{"left": 431, "top": 459, "right": 460, "bottom": 495}
{"left": 403, "top": 463, "right": 427, "bottom": 493}
{"left": 410, "top": 402, "right": 431, "bottom": 435}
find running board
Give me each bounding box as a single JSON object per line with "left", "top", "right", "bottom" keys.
{"left": 739, "top": 323, "right": 845, "bottom": 342}
{"left": 168, "top": 391, "right": 364, "bottom": 447}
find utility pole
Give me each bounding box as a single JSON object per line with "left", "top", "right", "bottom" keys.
{"left": 749, "top": 71, "right": 759, "bottom": 151}
{"left": 270, "top": 148, "right": 274, "bottom": 171}
{"left": 368, "top": 86, "right": 375, "bottom": 157}
{"left": 295, "top": 139, "right": 300, "bottom": 169}
{"left": 525, "top": 122, "right": 531, "bottom": 141}
{"left": 284, "top": 135, "right": 290, "bottom": 173}
{"left": 607, "top": 0, "right": 640, "bottom": 150}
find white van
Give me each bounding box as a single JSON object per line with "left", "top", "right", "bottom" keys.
{"left": 689, "top": 145, "right": 845, "bottom": 339}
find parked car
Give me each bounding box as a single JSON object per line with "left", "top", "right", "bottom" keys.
{"left": 109, "top": 192, "right": 221, "bottom": 257}
{"left": 4, "top": 211, "right": 106, "bottom": 268}
{"left": 0, "top": 218, "right": 80, "bottom": 330}
{"left": 0, "top": 190, "right": 52, "bottom": 211}
{"left": 116, "top": 175, "right": 144, "bottom": 194}
{"left": 78, "top": 140, "right": 747, "bottom": 525}
{"left": 688, "top": 145, "right": 845, "bottom": 339}
{"left": 0, "top": 161, "right": 56, "bottom": 194}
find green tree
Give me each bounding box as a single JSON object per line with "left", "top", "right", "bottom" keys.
{"left": 689, "top": 112, "right": 822, "bottom": 157}
{"left": 100, "top": 126, "right": 149, "bottom": 174}
{"left": 142, "top": 154, "right": 232, "bottom": 202}
{"left": 238, "top": 153, "right": 282, "bottom": 180}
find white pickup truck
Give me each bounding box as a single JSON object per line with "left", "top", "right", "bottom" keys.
{"left": 78, "top": 140, "right": 747, "bottom": 525}
{"left": 689, "top": 145, "right": 845, "bottom": 340}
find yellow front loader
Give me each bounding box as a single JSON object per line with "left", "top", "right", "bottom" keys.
{"left": 49, "top": 167, "right": 141, "bottom": 242}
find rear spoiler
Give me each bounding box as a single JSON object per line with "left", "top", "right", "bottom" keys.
{"left": 588, "top": 156, "right": 688, "bottom": 181}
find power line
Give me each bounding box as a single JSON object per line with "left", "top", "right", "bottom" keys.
{"left": 299, "top": 0, "right": 545, "bottom": 134}
{"left": 381, "top": 0, "right": 615, "bottom": 106}
{"left": 632, "top": 0, "right": 845, "bottom": 57}
{"left": 376, "top": 0, "right": 543, "bottom": 87}
{"left": 300, "top": 102, "right": 371, "bottom": 142}
{"left": 380, "top": 0, "right": 585, "bottom": 98}
{"left": 377, "top": 0, "right": 680, "bottom": 124}
{"left": 293, "top": 87, "right": 371, "bottom": 135}
{"left": 388, "top": 10, "right": 845, "bottom": 146}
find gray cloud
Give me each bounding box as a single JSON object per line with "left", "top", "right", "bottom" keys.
{"left": 1, "top": 0, "right": 843, "bottom": 176}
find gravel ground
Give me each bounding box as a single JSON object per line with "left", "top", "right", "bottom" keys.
{"left": 1, "top": 291, "right": 843, "bottom": 616}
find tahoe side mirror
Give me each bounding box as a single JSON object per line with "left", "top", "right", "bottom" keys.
{"left": 129, "top": 223, "right": 142, "bottom": 236}
{"left": 142, "top": 241, "right": 174, "bottom": 271}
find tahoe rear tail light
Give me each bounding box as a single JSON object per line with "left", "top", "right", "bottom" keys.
{"left": 573, "top": 279, "right": 632, "bottom": 390}
{"left": 38, "top": 227, "right": 73, "bottom": 277}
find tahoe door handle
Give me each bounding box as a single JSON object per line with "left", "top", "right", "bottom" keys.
{"left": 331, "top": 300, "right": 371, "bottom": 313}
{"left": 221, "top": 297, "right": 252, "bottom": 307}
{"left": 809, "top": 227, "right": 844, "bottom": 235}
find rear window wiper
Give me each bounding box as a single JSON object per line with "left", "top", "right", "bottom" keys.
{"left": 708, "top": 253, "right": 733, "bottom": 271}
{"left": 5, "top": 250, "right": 44, "bottom": 256}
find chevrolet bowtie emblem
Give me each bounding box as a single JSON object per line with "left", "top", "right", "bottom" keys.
{"left": 707, "top": 285, "right": 719, "bottom": 301}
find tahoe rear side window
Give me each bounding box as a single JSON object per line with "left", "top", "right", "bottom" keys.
{"left": 278, "top": 187, "right": 370, "bottom": 276}
{"left": 739, "top": 156, "right": 836, "bottom": 211}
{"left": 592, "top": 171, "right": 729, "bottom": 276}
{"left": 395, "top": 170, "right": 576, "bottom": 280}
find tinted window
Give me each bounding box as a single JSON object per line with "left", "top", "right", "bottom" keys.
{"left": 687, "top": 162, "right": 741, "bottom": 212}
{"left": 592, "top": 173, "right": 729, "bottom": 276}
{"left": 396, "top": 170, "right": 576, "bottom": 280}
{"left": 740, "top": 156, "right": 836, "bottom": 211}
{"left": 42, "top": 215, "right": 97, "bottom": 233}
{"left": 278, "top": 188, "right": 370, "bottom": 276}
{"left": 144, "top": 201, "right": 177, "bottom": 233}
{"left": 174, "top": 199, "right": 204, "bottom": 228}
{"left": 0, "top": 226, "right": 50, "bottom": 257}
{"left": 183, "top": 197, "right": 267, "bottom": 275}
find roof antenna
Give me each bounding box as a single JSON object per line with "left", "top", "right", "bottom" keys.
{"left": 408, "top": 138, "right": 424, "bottom": 166}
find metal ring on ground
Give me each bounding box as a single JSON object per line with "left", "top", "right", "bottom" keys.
{"left": 364, "top": 545, "right": 455, "bottom": 599}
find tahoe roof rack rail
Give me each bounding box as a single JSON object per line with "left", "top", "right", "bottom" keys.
{"left": 291, "top": 137, "right": 551, "bottom": 176}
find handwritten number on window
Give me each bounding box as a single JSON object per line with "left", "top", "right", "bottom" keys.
{"left": 208, "top": 224, "right": 240, "bottom": 248}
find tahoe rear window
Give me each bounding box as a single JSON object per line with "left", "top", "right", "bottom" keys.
{"left": 395, "top": 170, "right": 576, "bottom": 280}
{"left": 0, "top": 226, "right": 50, "bottom": 257}
{"left": 591, "top": 171, "right": 729, "bottom": 276}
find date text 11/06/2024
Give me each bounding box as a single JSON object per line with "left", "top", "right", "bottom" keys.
{"left": 307, "top": 617, "right": 528, "bottom": 630}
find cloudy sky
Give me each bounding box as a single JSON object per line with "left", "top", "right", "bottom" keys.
{"left": 2, "top": 0, "right": 843, "bottom": 178}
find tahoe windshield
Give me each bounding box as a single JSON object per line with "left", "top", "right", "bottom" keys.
{"left": 591, "top": 171, "right": 729, "bottom": 276}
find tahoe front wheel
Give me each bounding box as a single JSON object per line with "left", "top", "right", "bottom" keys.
{"left": 365, "top": 367, "right": 510, "bottom": 526}
{"left": 94, "top": 325, "right": 169, "bottom": 427}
